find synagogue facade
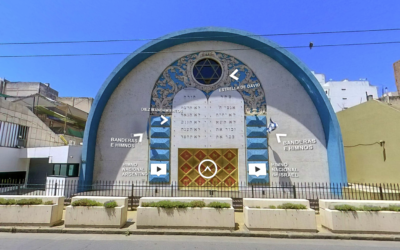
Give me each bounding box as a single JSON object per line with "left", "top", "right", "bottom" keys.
{"left": 80, "top": 27, "right": 347, "bottom": 188}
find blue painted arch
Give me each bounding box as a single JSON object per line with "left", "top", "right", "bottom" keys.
{"left": 80, "top": 27, "right": 347, "bottom": 186}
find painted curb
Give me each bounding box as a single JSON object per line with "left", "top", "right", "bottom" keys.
{"left": 0, "top": 227, "right": 399, "bottom": 241}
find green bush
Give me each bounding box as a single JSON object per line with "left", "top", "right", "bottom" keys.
{"left": 15, "top": 198, "right": 42, "bottom": 205}
{"left": 104, "top": 200, "right": 118, "bottom": 208}
{"left": 207, "top": 202, "right": 231, "bottom": 209}
{"left": 189, "top": 200, "right": 206, "bottom": 207}
{"left": 44, "top": 201, "right": 54, "bottom": 205}
{"left": 360, "top": 205, "right": 381, "bottom": 212}
{"left": 277, "top": 203, "right": 307, "bottom": 210}
{"left": 268, "top": 205, "right": 276, "bottom": 209}
{"left": 141, "top": 200, "right": 229, "bottom": 209}
{"left": 0, "top": 198, "right": 16, "bottom": 205}
{"left": 71, "top": 199, "right": 103, "bottom": 207}
{"left": 141, "top": 201, "right": 189, "bottom": 208}
{"left": 334, "top": 205, "right": 359, "bottom": 211}
{"left": 387, "top": 205, "right": 400, "bottom": 212}
{"left": 334, "top": 204, "right": 400, "bottom": 212}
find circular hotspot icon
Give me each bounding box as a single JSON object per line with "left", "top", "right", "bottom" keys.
{"left": 198, "top": 159, "right": 218, "bottom": 179}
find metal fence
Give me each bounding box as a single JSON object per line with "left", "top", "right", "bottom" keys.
{"left": 1, "top": 179, "right": 399, "bottom": 210}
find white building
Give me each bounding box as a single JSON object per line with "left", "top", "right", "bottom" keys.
{"left": 312, "top": 72, "right": 379, "bottom": 113}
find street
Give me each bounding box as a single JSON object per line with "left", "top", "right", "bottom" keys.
{"left": 0, "top": 234, "right": 399, "bottom": 250}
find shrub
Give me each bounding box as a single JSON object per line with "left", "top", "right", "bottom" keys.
{"left": 189, "top": 201, "right": 206, "bottom": 207}
{"left": 277, "top": 203, "right": 307, "bottom": 210}
{"left": 71, "top": 199, "right": 103, "bottom": 207}
{"left": 208, "top": 202, "right": 231, "bottom": 209}
{"left": 15, "top": 198, "right": 42, "bottom": 205}
{"left": 141, "top": 200, "right": 189, "bottom": 208}
{"left": 388, "top": 205, "right": 400, "bottom": 212}
{"left": 268, "top": 205, "right": 276, "bottom": 209}
{"left": 104, "top": 200, "right": 118, "bottom": 208}
{"left": 44, "top": 201, "right": 54, "bottom": 205}
{"left": 141, "top": 200, "right": 229, "bottom": 209}
{"left": 141, "top": 202, "right": 153, "bottom": 207}
{"left": 360, "top": 205, "right": 381, "bottom": 212}
{"left": 334, "top": 205, "right": 359, "bottom": 211}
{"left": 0, "top": 198, "right": 16, "bottom": 205}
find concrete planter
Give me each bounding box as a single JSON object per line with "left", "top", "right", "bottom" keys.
{"left": 243, "top": 198, "right": 317, "bottom": 232}
{"left": 136, "top": 197, "right": 235, "bottom": 229}
{"left": 65, "top": 196, "right": 128, "bottom": 228}
{"left": 320, "top": 199, "right": 400, "bottom": 234}
{"left": 0, "top": 196, "right": 64, "bottom": 226}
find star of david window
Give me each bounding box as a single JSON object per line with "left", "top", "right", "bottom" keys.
{"left": 193, "top": 58, "right": 222, "bottom": 85}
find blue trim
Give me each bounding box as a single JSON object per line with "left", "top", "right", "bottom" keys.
{"left": 246, "top": 116, "right": 267, "bottom": 127}
{"left": 150, "top": 149, "right": 170, "bottom": 161}
{"left": 150, "top": 127, "right": 171, "bottom": 138}
{"left": 247, "top": 138, "right": 268, "bottom": 149}
{"left": 150, "top": 138, "right": 170, "bottom": 149}
{"left": 80, "top": 27, "right": 347, "bottom": 187}
{"left": 247, "top": 149, "right": 269, "bottom": 161}
{"left": 150, "top": 116, "right": 171, "bottom": 127}
{"left": 246, "top": 127, "right": 268, "bottom": 138}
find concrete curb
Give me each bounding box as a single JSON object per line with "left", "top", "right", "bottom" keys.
{"left": 0, "top": 227, "right": 400, "bottom": 241}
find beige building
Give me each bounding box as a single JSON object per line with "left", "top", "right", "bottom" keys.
{"left": 337, "top": 100, "right": 400, "bottom": 183}
{"left": 0, "top": 96, "right": 82, "bottom": 183}
{"left": 57, "top": 97, "right": 93, "bottom": 114}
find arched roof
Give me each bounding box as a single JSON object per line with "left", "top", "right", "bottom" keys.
{"left": 80, "top": 27, "right": 347, "bottom": 185}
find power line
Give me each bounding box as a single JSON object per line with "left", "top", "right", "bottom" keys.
{"left": 0, "top": 28, "right": 400, "bottom": 46}
{"left": 1, "top": 40, "right": 399, "bottom": 58}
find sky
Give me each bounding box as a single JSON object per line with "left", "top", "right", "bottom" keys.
{"left": 1, "top": 0, "right": 399, "bottom": 98}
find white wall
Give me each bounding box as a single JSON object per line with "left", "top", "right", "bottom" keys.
{"left": 312, "top": 72, "right": 379, "bottom": 113}
{"left": 0, "top": 148, "right": 29, "bottom": 172}
{"left": 23, "top": 146, "right": 82, "bottom": 164}
{"left": 328, "top": 80, "right": 378, "bottom": 112}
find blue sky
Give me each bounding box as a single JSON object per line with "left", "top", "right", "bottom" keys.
{"left": 1, "top": 0, "right": 399, "bottom": 97}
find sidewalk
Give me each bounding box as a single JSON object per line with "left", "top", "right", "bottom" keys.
{"left": 0, "top": 211, "right": 399, "bottom": 241}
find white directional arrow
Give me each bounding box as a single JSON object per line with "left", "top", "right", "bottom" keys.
{"left": 203, "top": 166, "right": 212, "bottom": 172}
{"left": 133, "top": 133, "right": 143, "bottom": 143}
{"left": 229, "top": 69, "right": 239, "bottom": 81}
{"left": 276, "top": 133, "right": 287, "bottom": 143}
{"left": 160, "top": 115, "right": 168, "bottom": 125}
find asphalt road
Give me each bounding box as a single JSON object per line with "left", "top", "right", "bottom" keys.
{"left": 0, "top": 234, "right": 399, "bottom": 250}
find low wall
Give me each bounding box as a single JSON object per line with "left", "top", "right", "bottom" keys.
{"left": 65, "top": 196, "right": 128, "bottom": 228}
{"left": 136, "top": 197, "right": 234, "bottom": 229}
{"left": 320, "top": 199, "right": 400, "bottom": 234}
{"left": 0, "top": 196, "right": 64, "bottom": 226}
{"left": 243, "top": 198, "right": 316, "bottom": 232}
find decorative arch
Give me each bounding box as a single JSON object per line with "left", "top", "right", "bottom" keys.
{"left": 80, "top": 27, "right": 347, "bottom": 187}
{"left": 150, "top": 51, "right": 266, "bottom": 115}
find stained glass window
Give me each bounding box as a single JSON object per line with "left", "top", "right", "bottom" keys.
{"left": 193, "top": 59, "right": 222, "bottom": 84}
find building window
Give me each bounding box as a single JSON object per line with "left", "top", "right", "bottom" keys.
{"left": 0, "top": 121, "right": 29, "bottom": 148}
{"left": 341, "top": 88, "right": 346, "bottom": 91}
{"left": 52, "top": 164, "right": 79, "bottom": 177}
{"left": 342, "top": 98, "right": 347, "bottom": 100}
{"left": 193, "top": 58, "right": 222, "bottom": 85}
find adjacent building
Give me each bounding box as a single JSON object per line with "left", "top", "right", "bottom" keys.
{"left": 312, "top": 72, "right": 379, "bottom": 113}
{"left": 394, "top": 60, "right": 400, "bottom": 96}
{"left": 0, "top": 80, "right": 91, "bottom": 184}
{"left": 0, "top": 81, "right": 58, "bottom": 100}
{"left": 337, "top": 99, "right": 400, "bottom": 183}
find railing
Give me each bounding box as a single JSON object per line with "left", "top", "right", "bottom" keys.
{"left": 1, "top": 180, "right": 399, "bottom": 210}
